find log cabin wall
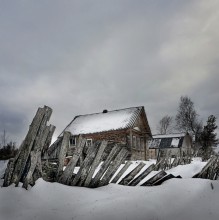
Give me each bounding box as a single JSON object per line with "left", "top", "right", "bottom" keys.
{"left": 49, "top": 106, "right": 152, "bottom": 161}
{"left": 68, "top": 114, "right": 151, "bottom": 161}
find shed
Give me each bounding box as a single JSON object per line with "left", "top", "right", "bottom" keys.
{"left": 148, "top": 133, "right": 192, "bottom": 159}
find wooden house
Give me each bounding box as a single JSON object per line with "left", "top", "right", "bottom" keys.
{"left": 148, "top": 133, "right": 192, "bottom": 160}
{"left": 48, "top": 106, "right": 152, "bottom": 161}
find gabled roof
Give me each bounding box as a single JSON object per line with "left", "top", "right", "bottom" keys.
{"left": 64, "top": 106, "right": 151, "bottom": 135}
{"left": 148, "top": 133, "right": 186, "bottom": 149}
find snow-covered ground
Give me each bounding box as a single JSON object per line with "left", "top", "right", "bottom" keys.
{"left": 1, "top": 159, "right": 219, "bottom": 220}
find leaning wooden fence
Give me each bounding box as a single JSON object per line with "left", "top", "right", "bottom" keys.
{"left": 3, "top": 105, "right": 217, "bottom": 191}
{"left": 193, "top": 155, "right": 219, "bottom": 180}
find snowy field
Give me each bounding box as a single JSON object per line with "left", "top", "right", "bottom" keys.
{"left": 1, "top": 159, "right": 219, "bottom": 220}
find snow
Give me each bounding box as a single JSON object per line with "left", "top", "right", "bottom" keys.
{"left": 0, "top": 159, "right": 218, "bottom": 220}
{"left": 66, "top": 107, "right": 142, "bottom": 135}
{"left": 153, "top": 133, "right": 185, "bottom": 139}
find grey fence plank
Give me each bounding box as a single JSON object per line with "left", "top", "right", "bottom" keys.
{"left": 128, "top": 163, "right": 155, "bottom": 186}
{"left": 110, "top": 161, "right": 132, "bottom": 184}
{"left": 91, "top": 144, "right": 122, "bottom": 188}
{"left": 59, "top": 136, "right": 86, "bottom": 185}
{"left": 119, "top": 162, "right": 145, "bottom": 185}
{"left": 84, "top": 140, "right": 108, "bottom": 187}
{"left": 141, "top": 170, "right": 167, "bottom": 186}
{"left": 98, "top": 148, "right": 129, "bottom": 187}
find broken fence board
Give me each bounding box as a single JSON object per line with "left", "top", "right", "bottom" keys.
{"left": 22, "top": 112, "right": 54, "bottom": 188}
{"left": 91, "top": 144, "right": 122, "bottom": 188}
{"left": 98, "top": 148, "right": 129, "bottom": 187}
{"left": 71, "top": 144, "right": 99, "bottom": 186}
{"left": 154, "top": 157, "right": 165, "bottom": 171}
{"left": 153, "top": 174, "right": 182, "bottom": 186}
{"left": 119, "top": 162, "right": 145, "bottom": 186}
{"left": 141, "top": 170, "right": 167, "bottom": 186}
{"left": 59, "top": 136, "right": 86, "bottom": 185}
{"left": 128, "top": 163, "right": 155, "bottom": 186}
{"left": 42, "top": 125, "right": 56, "bottom": 155}
{"left": 193, "top": 156, "right": 218, "bottom": 178}
{"left": 3, "top": 159, "right": 15, "bottom": 187}
{"left": 4, "top": 106, "right": 52, "bottom": 187}
{"left": 11, "top": 107, "right": 46, "bottom": 186}
{"left": 110, "top": 161, "right": 132, "bottom": 184}
{"left": 83, "top": 140, "right": 108, "bottom": 187}
{"left": 56, "top": 131, "right": 71, "bottom": 180}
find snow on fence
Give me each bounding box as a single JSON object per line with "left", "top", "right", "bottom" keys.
{"left": 193, "top": 155, "right": 219, "bottom": 180}
{"left": 2, "top": 106, "right": 219, "bottom": 190}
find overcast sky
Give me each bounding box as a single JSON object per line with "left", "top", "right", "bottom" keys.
{"left": 0, "top": 0, "right": 219, "bottom": 145}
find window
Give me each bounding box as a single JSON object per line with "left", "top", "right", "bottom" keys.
{"left": 137, "top": 137, "right": 140, "bottom": 150}
{"left": 133, "top": 136, "right": 136, "bottom": 149}
{"left": 86, "top": 139, "right": 93, "bottom": 147}
{"left": 127, "top": 135, "right": 131, "bottom": 147}
{"left": 69, "top": 137, "right": 76, "bottom": 146}
{"left": 140, "top": 138, "right": 144, "bottom": 150}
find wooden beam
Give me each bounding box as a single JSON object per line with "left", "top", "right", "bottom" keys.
{"left": 141, "top": 170, "right": 167, "bottom": 186}
{"left": 110, "top": 161, "right": 132, "bottom": 184}
{"left": 59, "top": 136, "right": 86, "bottom": 185}
{"left": 128, "top": 163, "right": 155, "bottom": 186}
{"left": 71, "top": 143, "right": 99, "bottom": 186}
{"left": 83, "top": 140, "right": 108, "bottom": 187}
{"left": 56, "top": 131, "right": 71, "bottom": 180}
{"left": 98, "top": 148, "right": 129, "bottom": 187}
{"left": 119, "top": 162, "right": 145, "bottom": 185}
{"left": 91, "top": 144, "right": 122, "bottom": 188}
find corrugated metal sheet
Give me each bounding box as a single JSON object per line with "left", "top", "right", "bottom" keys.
{"left": 148, "top": 133, "right": 185, "bottom": 149}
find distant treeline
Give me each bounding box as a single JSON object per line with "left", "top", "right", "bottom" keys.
{"left": 0, "top": 142, "right": 18, "bottom": 160}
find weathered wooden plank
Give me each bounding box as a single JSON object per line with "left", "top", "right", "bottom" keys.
{"left": 154, "top": 157, "right": 165, "bottom": 171}
{"left": 22, "top": 151, "right": 41, "bottom": 189}
{"left": 71, "top": 143, "right": 99, "bottom": 186}
{"left": 56, "top": 131, "right": 71, "bottom": 180}
{"left": 153, "top": 174, "right": 182, "bottom": 186}
{"left": 42, "top": 125, "right": 56, "bottom": 155}
{"left": 22, "top": 116, "right": 54, "bottom": 188}
{"left": 3, "top": 159, "right": 15, "bottom": 187}
{"left": 193, "top": 156, "right": 218, "bottom": 178}
{"left": 171, "top": 157, "right": 179, "bottom": 168}
{"left": 91, "top": 144, "right": 122, "bottom": 188}
{"left": 128, "top": 163, "right": 155, "bottom": 186}
{"left": 3, "top": 106, "right": 53, "bottom": 188}
{"left": 11, "top": 107, "right": 45, "bottom": 185}
{"left": 214, "top": 160, "right": 219, "bottom": 180}
{"left": 98, "top": 148, "right": 129, "bottom": 187}
{"left": 119, "top": 162, "right": 145, "bottom": 185}
{"left": 83, "top": 140, "right": 108, "bottom": 187}
{"left": 31, "top": 125, "right": 52, "bottom": 177}
{"left": 14, "top": 106, "right": 52, "bottom": 186}
{"left": 110, "top": 161, "right": 132, "bottom": 184}
{"left": 141, "top": 170, "right": 167, "bottom": 186}
{"left": 59, "top": 136, "right": 86, "bottom": 185}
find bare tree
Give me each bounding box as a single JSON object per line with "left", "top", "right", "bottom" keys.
{"left": 175, "top": 96, "right": 201, "bottom": 134}
{"left": 157, "top": 115, "right": 173, "bottom": 134}
{"left": 175, "top": 96, "right": 203, "bottom": 156}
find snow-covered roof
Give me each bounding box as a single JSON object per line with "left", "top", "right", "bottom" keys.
{"left": 152, "top": 133, "right": 186, "bottom": 139}
{"left": 65, "top": 106, "right": 146, "bottom": 135}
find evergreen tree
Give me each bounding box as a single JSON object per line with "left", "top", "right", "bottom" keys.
{"left": 200, "top": 115, "right": 218, "bottom": 160}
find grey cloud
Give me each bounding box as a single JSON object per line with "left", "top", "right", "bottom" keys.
{"left": 0, "top": 0, "right": 219, "bottom": 143}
